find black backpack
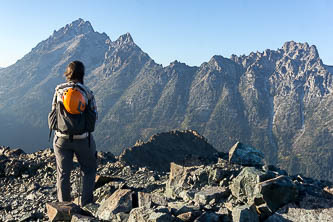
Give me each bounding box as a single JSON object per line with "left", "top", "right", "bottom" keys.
{"left": 48, "top": 84, "right": 97, "bottom": 141}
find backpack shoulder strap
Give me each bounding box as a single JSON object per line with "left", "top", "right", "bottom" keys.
{"left": 49, "top": 89, "right": 58, "bottom": 142}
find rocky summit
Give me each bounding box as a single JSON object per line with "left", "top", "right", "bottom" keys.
{"left": 1, "top": 130, "right": 333, "bottom": 221}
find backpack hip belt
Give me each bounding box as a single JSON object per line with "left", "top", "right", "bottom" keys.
{"left": 55, "top": 131, "right": 89, "bottom": 140}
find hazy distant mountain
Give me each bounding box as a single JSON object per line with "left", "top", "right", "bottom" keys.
{"left": 1, "top": 18, "right": 333, "bottom": 180}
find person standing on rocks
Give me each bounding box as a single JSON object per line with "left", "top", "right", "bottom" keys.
{"left": 49, "top": 61, "right": 97, "bottom": 206}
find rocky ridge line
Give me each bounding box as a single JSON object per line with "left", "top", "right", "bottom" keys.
{"left": 1, "top": 130, "right": 333, "bottom": 221}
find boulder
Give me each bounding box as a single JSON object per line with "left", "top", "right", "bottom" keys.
{"left": 165, "top": 163, "right": 197, "bottom": 199}
{"left": 138, "top": 192, "right": 168, "bottom": 208}
{"left": 165, "top": 162, "right": 210, "bottom": 199}
{"left": 96, "top": 189, "right": 133, "bottom": 220}
{"left": 169, "top": 203, "right": 200, "bottom": 216}
{"left": 93, "top": 180, "right": 127, "bottom": 204}
{"left": 194, "top": 186, "right": 230, "bottom": 205}
{"left": 82, "top": 203, "right": 99, "bottom": 217}
{"left": 231, "top": 204, "right": 259, "bottom": 222}
{"left": 148, "top": 212, "right": 176, "bottom": 222}
{"left": 208, "top": 167, "right": 228, "bottom": 184}
{"left": 168, "top": 201, "right": 189, "bottom": 215}
{"left": 252, "top": 175, "right": 298, "bottom": 218}
{"left": 46, "top": 202, "right": 81, "bottom": 222}
{"left": 128, "top": 207, "right": 152, "bottom": 222}
{"left": 179, "top": 190, "right": 196, "bottom": 202}
{"left": 230, "top": 167, "right": 270, "bottom": 201}
{"left": 4, "top": 159, "right": 24, "bottom": 177}
{"left": 119, "top": 130, "right": 218, "bottom": 172}
{"left": 228, "top": 142, "right": 264, "bottom": 166}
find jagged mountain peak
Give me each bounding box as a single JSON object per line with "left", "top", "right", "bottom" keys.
{"left": 281, "top": 41, "right": 319, "bottom": 60}
{"left": 113, "top": 32, "right": 135, "bottom": 47}
{"left": 52, "top": 18, "right": 94, "bottom": 38}
{"left": 28, "top": 18, "right": 109, "bottom": 56}
{"left": 168, "top": 60, "right": 189, "bottom": 68}
{"left": 207, "top": 55, "right": 238, "bottom": 72}
{"left": 209, "top": 55, "right": 226, "bottom": 64}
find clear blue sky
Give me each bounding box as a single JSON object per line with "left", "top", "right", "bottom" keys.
{"left": 0, "top": 0, "right": 332, "bottom": 68}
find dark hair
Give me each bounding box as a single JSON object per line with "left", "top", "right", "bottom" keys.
{"left": 64, "top": 61, "right": 85, "bottom": 84}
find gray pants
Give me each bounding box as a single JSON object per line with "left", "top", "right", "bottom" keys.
{"left": 53, "top": 135, "right": 97, "bottom": 206}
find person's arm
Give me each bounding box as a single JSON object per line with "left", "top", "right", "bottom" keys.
{"left": 51, "top": 89, "right": 57, "bottom": 110}
{"left": 89, "top": 92, "right": 98, "bottom": 120}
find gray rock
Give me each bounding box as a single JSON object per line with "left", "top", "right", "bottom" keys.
{"left": 128, "top": 207, "right": 153, "bottom": 222}
{"left": 165, "top": 162, "right": 213, "bottom": 199}
{"left": 71, "top": 214, "right": 100, "bottom": 222}
{"left": 138, "top": 192, "right": 167, "bottom": 208}
{"left": 168, "top": 201, "right": 188, "bottom": 215}
{"left": 232, "top": 204, "right": 259, "bottom": 222}
{"left": 230, "top": 167, "right": 268, "bottom": 201}
{"left": 208, "top": 167, "right": 228, "bottom": 184}
{"left": 173, "top": 204, "right": 201, "bottom": 216}
{"left": 165, "top": 162, "right": 197, "bottom": 199}
{"left": 5, "top": 159, "right": 24, "bottom": 177}
{"left": 46, "top": 202, "right": 81, "bottom": 222}
{"left": 194, "top": 186, "right": 230, "bottom": 205}
{"left": 229, "top": 142, "right": 264, "bottom": 166}
{"left": 128, "top": 207, "right": 174, "bottom": 222}
{"left": 96, "top": 189, "right": 133, "bottom": 220}
{"left": 179, "top": 190, "right": 196, "bottom": 202}
{"left": 82, "top": 203, "right": 99, "bottom": 217}
{"left": 148, "top": 211, "right": 175, "bottom": 222}
{"left": 252, "top": 175, "right": 298, "bottom": 219}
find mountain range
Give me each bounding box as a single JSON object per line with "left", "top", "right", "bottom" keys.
{"left": 0, "top": 18, "right": 332, "bottom": 180}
